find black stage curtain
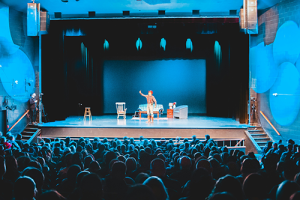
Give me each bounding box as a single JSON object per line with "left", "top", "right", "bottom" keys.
{"left": 42, "top": 20, "right": 249, "bottom": 123}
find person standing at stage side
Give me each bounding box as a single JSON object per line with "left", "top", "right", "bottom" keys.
{"left": 29, "top": 93, "right": 38, "bottom": 125}
{"left": 139, "top": 90, "right": 157, "bottom": 123}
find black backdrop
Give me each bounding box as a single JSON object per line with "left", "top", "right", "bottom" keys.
{"left": 42, "top": 19, "right": 249, "bottom": 123}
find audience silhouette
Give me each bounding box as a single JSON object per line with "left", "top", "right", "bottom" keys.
{"left": 0, "top": 134, "right": 298, "bottom": 200}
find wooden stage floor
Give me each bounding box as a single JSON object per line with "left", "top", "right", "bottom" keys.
{"left": 39, "top": 115, "right": 249, "bottom": 129}
{"left": 38, "top": 115, "right": 251, "bottom": 140}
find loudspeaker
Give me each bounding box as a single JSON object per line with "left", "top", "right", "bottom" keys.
{"left": 27, "top": 3, "right": 40, "bottom": 36}
{"left": 89, "top": 11, "right": 96, "bottom": 17}
{"left": 239, "top": 9, "right": 246, "bottom": 29}
{"left": 158, "top": 10, "right": 165, "bottom": 15}
{"left": 54, "top": 12, "right": 62, "bottom": 18}
{"left": 247, "top": 0, "right": 258, "bottom": 33}
{"left": 240, "top": 0, "right": 258, "bottom": 34}
{"left": 40, "top": 11, "right": 50, "bottom": 34}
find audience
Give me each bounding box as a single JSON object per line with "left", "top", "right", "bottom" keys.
{"left": 14, "top": 176, "right": 37, "bottom": 200}
{"left": 143, "top": 176, "right": 169, "bottom": 200}
{"left": 0, "top": 133, "right": 298, "bottom": 200}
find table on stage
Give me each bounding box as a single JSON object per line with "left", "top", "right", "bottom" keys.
{"left": 139, "top": 111, "right": 160, "bottom": 119}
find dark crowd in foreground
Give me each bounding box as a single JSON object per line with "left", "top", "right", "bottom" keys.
{"left": 0, "top": 132, "right": 299, "bottom": 200}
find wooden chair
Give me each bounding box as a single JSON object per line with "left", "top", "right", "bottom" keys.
{"left": 116, "top": 102, "right": 127, "bottom": 119}
{"left": 84, "top": 107, "right": 92, "bottom": 121}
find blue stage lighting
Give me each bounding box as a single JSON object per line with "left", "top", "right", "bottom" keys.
{"left": 136, "top": 38, "right": 142, "bottom": 51}
{"left": 270, "top": 62, "right": 300, "bottom": 126}
{"left": 250, "top": 42, "right": 279, "bottom": 93}
{"left": 273, "top": 21, "right": 300, "bottom": 66}
{"left": 65, "top": 28, "right": 85, "bottom": 36}
{"left": 0, "top": 49, "right": 35, "bottom": 102}
{"left": 214, "top": 41, "right": 222, "bottom": 69}
{"left": 0, "top": 5, "right": 19, "bottom": 55}
{"left": 186, "top": 38, "right": 193, "bottom": 52}
{"left": 160, "top": 38, "right": 166, "bottom": 51}
{"left": 103, "top": 39, "right": 109, "bottom": 50}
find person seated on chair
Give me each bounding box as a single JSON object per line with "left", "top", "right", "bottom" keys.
{"left": 139, "top": 90, "right": 157, "bottom": 123}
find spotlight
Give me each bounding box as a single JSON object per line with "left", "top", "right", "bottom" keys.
{"left": 103, "top": 39, "right": 109, "bottom": 51}
{"left": 54, "top": 12, "right": 62, "bottom": 18}
{"left": 229, "top": 10, "right": 237, "bottom": 15}
{"left": 192, "top": 10, "right": 199, "bottom": 15}
{"left": 89, "top": 11, "right": 96, "bottom": 17}
{"left": 61, "top": 0, "right": 68, "bottom": 2}
{"left": 136, "top": 38, "right": 142, "bottom": 51}
{"left": 186, "top": 38, "right": 193, "bottom": 52}
{"left": 123, "top": 11, "right": 130, "bottom": 16}
{"left": 160, "top": 38, "right": 166, "bottom": 51}
{"left": 158, "top": 10, "right": 165, "bottom": 15}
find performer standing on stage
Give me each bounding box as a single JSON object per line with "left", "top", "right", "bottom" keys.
{"left": 139, "top": 90, "right": 157, "bottom": 123}
{"left": 29, "top": 93, "right": 38, "bottom": 125}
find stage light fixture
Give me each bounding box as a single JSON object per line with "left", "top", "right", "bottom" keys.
{"left": 160, "top": 38, "right": 166, "bottom": 51}
{"left": 89, "top": 11, "right": 96, "bottom": 17}
{"left": 61, "top": 0, "right": 68, "bottom": 2}
{"left": 123, "top": 11, "right": 130, "bottom": 16}
{"left": 230, "top": 10, "right": 237, "bottom": 15}
{"left": 186, "top": 38, "right": 193, "bottom": 52}
{"left": 103, "top": 39, "right": 109, "bottom": 50}
{"left": 136, "top": 38, "right": 142, "bottom": 51}
{"left": 158, "top": 10, "right": 165, "bottom": 15}
{"left": 214, "top": 41, "right": 222, "bottom": 68}
{"left": 192, "top": 10, "right": 199, "bottom": 15}
{"left": 54, "top": 12, "right": 62, "bottom": 18}
{"left": 148, "top": 25, "right": 157, "bottom": 29}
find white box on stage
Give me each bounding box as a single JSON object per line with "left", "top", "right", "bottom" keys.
{"left": 27, "top": 3, "right": 40, "bottom": 36}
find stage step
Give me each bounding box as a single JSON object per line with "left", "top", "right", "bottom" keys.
{"left": 256, "top": 142, "right": 268, "bottom": 147}
{"left": 245, "top": 126, "right": 273, "bottom": 154}
{"left": 20, "top": 124, "right": 41, "bottom": 144}
{"left": 254, "top": 138, "right": 271, "bottom": 143}
{"left": 251, "top": 134, "right": 269, "bottom": 138}
{"left": 248, "top": 127, "right": 264, "bottom": 131}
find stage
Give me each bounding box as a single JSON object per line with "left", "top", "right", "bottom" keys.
{"left": 37, "top": 115, "right": 257, "bottom": 153}
{"left": 38, "top": 115, "right": 249, "bottom": 129}
{"left": 38, "top": 115, "right": 248, "bottom": 138}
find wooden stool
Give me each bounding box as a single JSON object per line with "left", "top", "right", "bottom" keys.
{"left": 84, "top": 107, "right": 92, "bottom": 121}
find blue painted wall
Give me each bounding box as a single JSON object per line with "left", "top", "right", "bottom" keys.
{"left": 103, "top": 59, "right": 206, "bottom": 114}
{"left": 0, "top": 3, "right": 39, "bottom": 134}
{"left": 250, "top": 0, "right": 300, "bottom": 143}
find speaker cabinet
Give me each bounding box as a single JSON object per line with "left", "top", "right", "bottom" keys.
{"left": 240, "top": 0, "right": 258, "bottom": 34}
{"left": 239, "top": 9, "right": 246, "bottom": 30}
{"left": 247, "top": 0, "right": 258, "bottom": 33}
{"left": 40, "top": 11, "right": 50, "bottom": 35}
{"left": 27, "top": 3, "right": 40, "bottom": 36}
